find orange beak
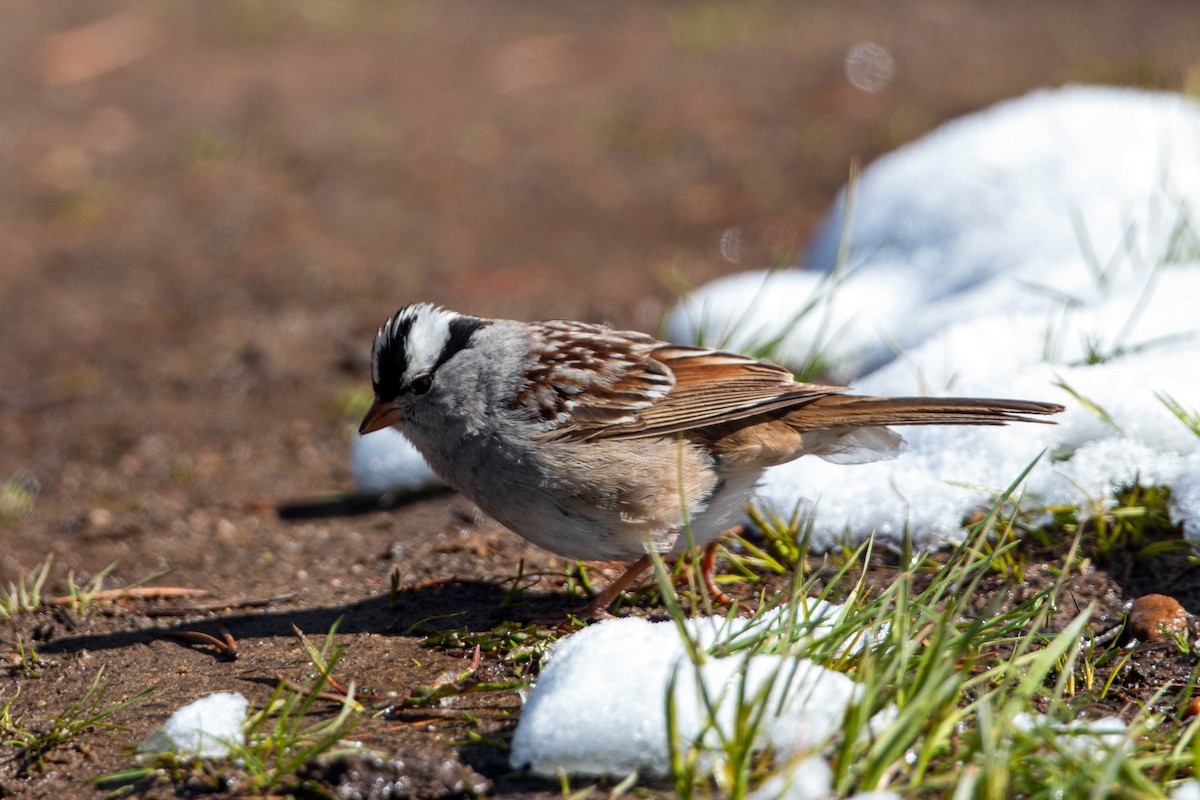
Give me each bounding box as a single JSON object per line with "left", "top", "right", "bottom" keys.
{"left": 358, "top": 399, "right": 405, "bottom": 435}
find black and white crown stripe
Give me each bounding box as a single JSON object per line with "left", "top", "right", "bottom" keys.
{"left": 371, "top": 304, "right": 489, "bottom": 400}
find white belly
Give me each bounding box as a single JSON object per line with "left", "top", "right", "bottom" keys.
{"left": 664, "top": 468, "right": 762, "bottom": 555}
{"left": 407, "top": 421, "right": 761, "bottom": 562}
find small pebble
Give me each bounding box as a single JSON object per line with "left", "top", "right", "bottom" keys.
{"left": 1127, "top": 594, "right": 1187, "bottom": 641}
{"left": 1183, "top": 696, "right": 1200, "bottom": 720}
{"left": 214, "top": 518, "right": 237, "bottom": 541}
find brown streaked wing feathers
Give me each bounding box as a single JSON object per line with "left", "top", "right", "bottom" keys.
{"left": 545, "top": 336, "right": 847, "bottom": 440}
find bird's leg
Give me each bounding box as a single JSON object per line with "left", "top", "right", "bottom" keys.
{"left": 699, "top": 540, "right": 739, "bottom": 607}
{"left": 573, "top": 554, "right": 653, "bottom": 620}
{"left": 565, "top": 530, "right": 747, "bottom": 622}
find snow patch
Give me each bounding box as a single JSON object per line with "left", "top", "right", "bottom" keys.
{"left": 668, "top": 85, "right": 1200, "bottom": 547}
{"left": 139, "top": 692, "right": 248, "bottom": 759}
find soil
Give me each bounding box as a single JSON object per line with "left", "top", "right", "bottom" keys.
{"left": 2, "top": 2, "right": 1199, "bottom": 797}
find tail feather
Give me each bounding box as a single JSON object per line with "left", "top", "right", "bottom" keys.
{"left": 786, "top": 396, "right": 1065, "bottom": 431}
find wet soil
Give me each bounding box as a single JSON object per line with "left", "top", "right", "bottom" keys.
{"left": 2, "top": 2, "right": 1199, "bottom": 797}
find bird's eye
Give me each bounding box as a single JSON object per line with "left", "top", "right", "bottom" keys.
{"left": 409, "top": 373, "right": 433, "bottom": 395}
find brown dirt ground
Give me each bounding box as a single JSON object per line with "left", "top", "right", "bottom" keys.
{"left": 2, "top": 2, "right": 1200, "bottom": 797}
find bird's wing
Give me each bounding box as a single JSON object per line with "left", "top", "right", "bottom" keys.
{"left": 517, "top": 321, "right": 843, "bottom": 441}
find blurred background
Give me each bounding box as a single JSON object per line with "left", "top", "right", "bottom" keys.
{"left": 1, "top": 0, "right": 1198, "bottom": 572}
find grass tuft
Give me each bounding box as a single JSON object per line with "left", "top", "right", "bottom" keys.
{"left": 0, "top": 554, "right": 54, "bottom": 619}
{"left": 3, "top": 666, "right": 152, "bottom": 773}
{"left": 103, "top": 621, "right": 365, "bottom": 796}
{"left": 642, "top": 457, "right": 1198, "bottom": 799}
{"left": 1159, "top": 391, "right": 1200, "bottom": 440}
{"left": 0, "top": 473, "right": 37, "bottom": 526}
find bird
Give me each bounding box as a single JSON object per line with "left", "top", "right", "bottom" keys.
{"left": 359, "top": 303, "right": 1064, "bottom": 618}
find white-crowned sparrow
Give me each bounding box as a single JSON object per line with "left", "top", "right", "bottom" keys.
{"left": 359, "top": 303, "right": 1063, "bottom": 616}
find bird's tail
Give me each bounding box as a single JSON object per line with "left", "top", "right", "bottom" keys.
{"left": 782, "top": 396, "right": 1064, "bottom": 464}
{"left": 785, "top": 396, "right": 1064, "bottom": 430}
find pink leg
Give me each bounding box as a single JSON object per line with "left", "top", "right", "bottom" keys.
{"left": 573, "top": 554, "right": 653, "bottom": 620}
{"left": 700, "top": 541, "right": 738, "bottom": 607}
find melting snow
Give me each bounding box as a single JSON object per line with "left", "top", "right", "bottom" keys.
{"left": 139, "top": 691, "right": 248, "bottom": 759}
{"left": 667, "top": 85, "right": 1200, "bottom": 549}
{"left": 509, "top": 612, "right": 860, "bottom": 783}
{"left": 352, "top": 426, "right": 443, "bottom": 494}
